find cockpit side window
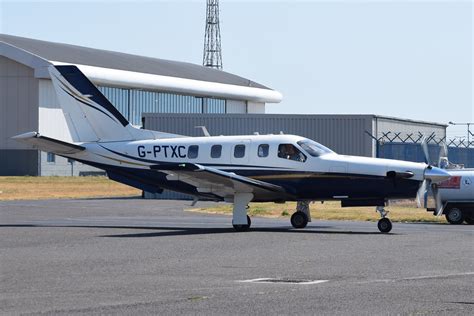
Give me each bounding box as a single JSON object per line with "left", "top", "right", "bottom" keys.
{"left": 277, "top": 144, "right": 306, "bottom": 162}
{"left": 297, "top": 139, "right": 334, "bottom": 157}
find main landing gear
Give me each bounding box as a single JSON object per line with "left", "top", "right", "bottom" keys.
{"left": 232, "top": 193, "right": 253, "bottom": 232}
{"left": 291, "top": 201, "right": 311, "bottom": 229}
{"left": 376, "top": 206, "right": 392, "bottom": 233}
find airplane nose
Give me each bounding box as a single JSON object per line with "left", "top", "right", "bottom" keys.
{"left": 424, "top": 166, "right": 451, "bottom": 183}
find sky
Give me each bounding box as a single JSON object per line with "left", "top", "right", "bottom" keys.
{"left": 1, "top": 0, "right": 472, "bottom": 139}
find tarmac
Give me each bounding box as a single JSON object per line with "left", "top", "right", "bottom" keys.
{"left": 1, "top": 198, "right": 473, "bottom": 315}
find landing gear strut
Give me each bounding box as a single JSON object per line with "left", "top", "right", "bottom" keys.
{"left": 232, "top": 193, "right": 253, "bottom": 231}
{"left": 291, "top": 201, "right": 311, "bottom": 229}
{"left": 376, "top": 206, "right": 392, "bottom": 233}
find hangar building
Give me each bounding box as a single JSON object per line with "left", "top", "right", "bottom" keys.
{"left": 0, "top": 34, "right": 282, "bottom": 176}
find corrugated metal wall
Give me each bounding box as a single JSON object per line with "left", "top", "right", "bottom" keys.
{"left": 377, "top": 143, "right": 474, "bottom": 168}
{"left": 375, "top": 116, "right": 446, "bottom": 142}
{"left": 143, "top": 113, "right": 375, "bottom": 156}
{"left": 0, "top": 56, "right": 39, "bottom": 176}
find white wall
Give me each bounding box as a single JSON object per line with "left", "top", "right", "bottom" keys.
{"left": 246, "top": 101, "right": 265, "bottom": 114}
{"left": 226, "top": 99, "right": 246, "bottom": 113}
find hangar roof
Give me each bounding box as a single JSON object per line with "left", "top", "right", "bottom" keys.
{"left": 0, "top": 34, "right": 282, "bottom": 103}
{"left": 0, "top": 34, "right": 266, "bottom": 89}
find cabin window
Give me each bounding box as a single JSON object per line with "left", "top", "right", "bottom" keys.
{"left": 211, "top": 145, "right": 222, "bottom": 158}
{"left": 47, "top": 152, "right": 55, "bottom": 163}
{"left": 234, "top": 144, "right": 246, "bottom": 158}
{"left": 258, "top": 144, "right": 269, "bottom": 157}
{"left": 278, "top": 144, "right": 306, "bottom": 162}
{"left": 188, "top": 145, "right": 199, "bottom": 159}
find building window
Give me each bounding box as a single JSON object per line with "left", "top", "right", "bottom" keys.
{"left": 258, "top": 144, "right": 269, "bottom": 157}
{"left": 47, "top": 152, "right": 55, "bottom": 163}
{"left": 188, "top": 145, "right": 199, "bottom": 159}
{"left": 278, "top": 144, "right": 306, "bottom": 162}
{"left": 234, "top": 145, "right": 246, "bottom": 158}
{"left": 211, "top": 145, "right": 222, "bottom": 158}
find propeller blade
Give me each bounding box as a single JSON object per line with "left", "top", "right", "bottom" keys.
{"left": 416, "top": 180, "right": 427, "bottom": 208}
{"left": 432, "top": 185, "right": 444, "bottom": 216}
{"left": 439, "top": 142, "right": 448, "bottom": 159}
{"left": 421, "top": 136, "right": 431, "bottom": 165}
{"left": 438, "top": 142, "right": 449, "bottom": 168}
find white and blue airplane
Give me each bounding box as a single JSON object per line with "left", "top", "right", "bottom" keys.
{"left": 13, "top": 65, "right": 450, "bottom": 233}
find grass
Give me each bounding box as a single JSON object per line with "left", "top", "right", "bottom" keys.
{"left": 0, "top": 176, "right": 140, "bottom": 201}
{"left": 193, "top": 200, "right": 447, "bottom": 223}
{"left": 0, "top": 176, "right": 445, "bottom": 223}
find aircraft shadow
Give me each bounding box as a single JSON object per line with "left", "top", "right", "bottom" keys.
{"left": 0, "top": 224, "right": 387, "bottom": 237}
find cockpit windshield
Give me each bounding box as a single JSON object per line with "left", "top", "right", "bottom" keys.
{"left": 297, "top": 139, "right": 335, "bottom": 157}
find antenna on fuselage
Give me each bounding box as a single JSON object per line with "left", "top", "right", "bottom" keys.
{"left": 195, "top": 126, "right": 211, "bottom": 137}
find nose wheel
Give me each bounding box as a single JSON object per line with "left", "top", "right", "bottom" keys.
{"left": 376, "top": 206, "right": 392, "bottom": 233}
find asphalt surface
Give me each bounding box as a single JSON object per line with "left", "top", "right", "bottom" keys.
{"left": 1, "top": 198, "right": 473, "bottom": 315}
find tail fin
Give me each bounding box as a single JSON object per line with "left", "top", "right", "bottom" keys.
{"left": 49, "top": 65, "right": 182, "bottom": 142}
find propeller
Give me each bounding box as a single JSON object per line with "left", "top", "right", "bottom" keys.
{"left": 416, "top": 136, "right": 450, "bottom": 215}
{"left": 420, "top": 136, "right": 431, "bottom": 165}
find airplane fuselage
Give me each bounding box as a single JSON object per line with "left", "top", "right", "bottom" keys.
{"left": 65, "top": 134, "right": 427, "bottom": 204}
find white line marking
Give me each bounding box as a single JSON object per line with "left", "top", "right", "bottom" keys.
{"left": 237, "top": 278, "right": 329, "bottom": 285}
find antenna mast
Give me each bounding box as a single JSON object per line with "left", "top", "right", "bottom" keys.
{"left": 203, "top": 0, "right": 223, "bottom": 70}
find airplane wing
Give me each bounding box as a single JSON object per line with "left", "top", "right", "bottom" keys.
{"left": 150, "top": 163, "right": 292, "bottom": 200}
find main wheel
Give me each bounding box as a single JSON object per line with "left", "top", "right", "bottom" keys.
{"left": 291, "top": 211, "right": 308, "bottom": 229}
{"left": 233, "top": 215, "right": 251, "bottom": 231}
{"left": 377, "top": 218, "right": 392, "bottom": 233}
{"left": 445, "top": 208, "right": 464, "bottom": 225}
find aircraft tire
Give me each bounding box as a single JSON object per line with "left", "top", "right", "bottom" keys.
{"left": 291, "top": 211, "right": 308, "bottom": 229}
{"left": 377, "top": 218, "right": 392, "bottom": 233}
{"left": 445, "top": 208, "right": 464, "bottom": 225}
{"left": 233, "top": 215, "right": 251, "bottom": 231}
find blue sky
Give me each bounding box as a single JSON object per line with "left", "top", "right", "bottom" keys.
{"left": 1, "top": 0, "right": 472, "bottom": 139}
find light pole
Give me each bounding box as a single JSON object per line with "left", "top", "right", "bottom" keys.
{"left": 449, "top": 121, "right": 473, "bottom": 147}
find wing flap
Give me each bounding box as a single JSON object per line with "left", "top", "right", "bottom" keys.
{"left": 150, "top": 163, "right": 289, "bottom": 199}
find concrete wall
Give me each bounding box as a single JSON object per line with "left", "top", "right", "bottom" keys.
{"left": 40, "top": 152, "right": 106, "bottom": 176}
{"left": 0, "top": 56, "right": 39, "bottom": 176}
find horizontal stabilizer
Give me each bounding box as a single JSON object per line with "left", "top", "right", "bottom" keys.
{"left": 12, "top": 132, "right": 85, "bottom": 154}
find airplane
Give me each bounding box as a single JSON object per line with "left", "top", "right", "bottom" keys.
{"left": 13, "top": 65, "right": 451, "bottom": 233}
